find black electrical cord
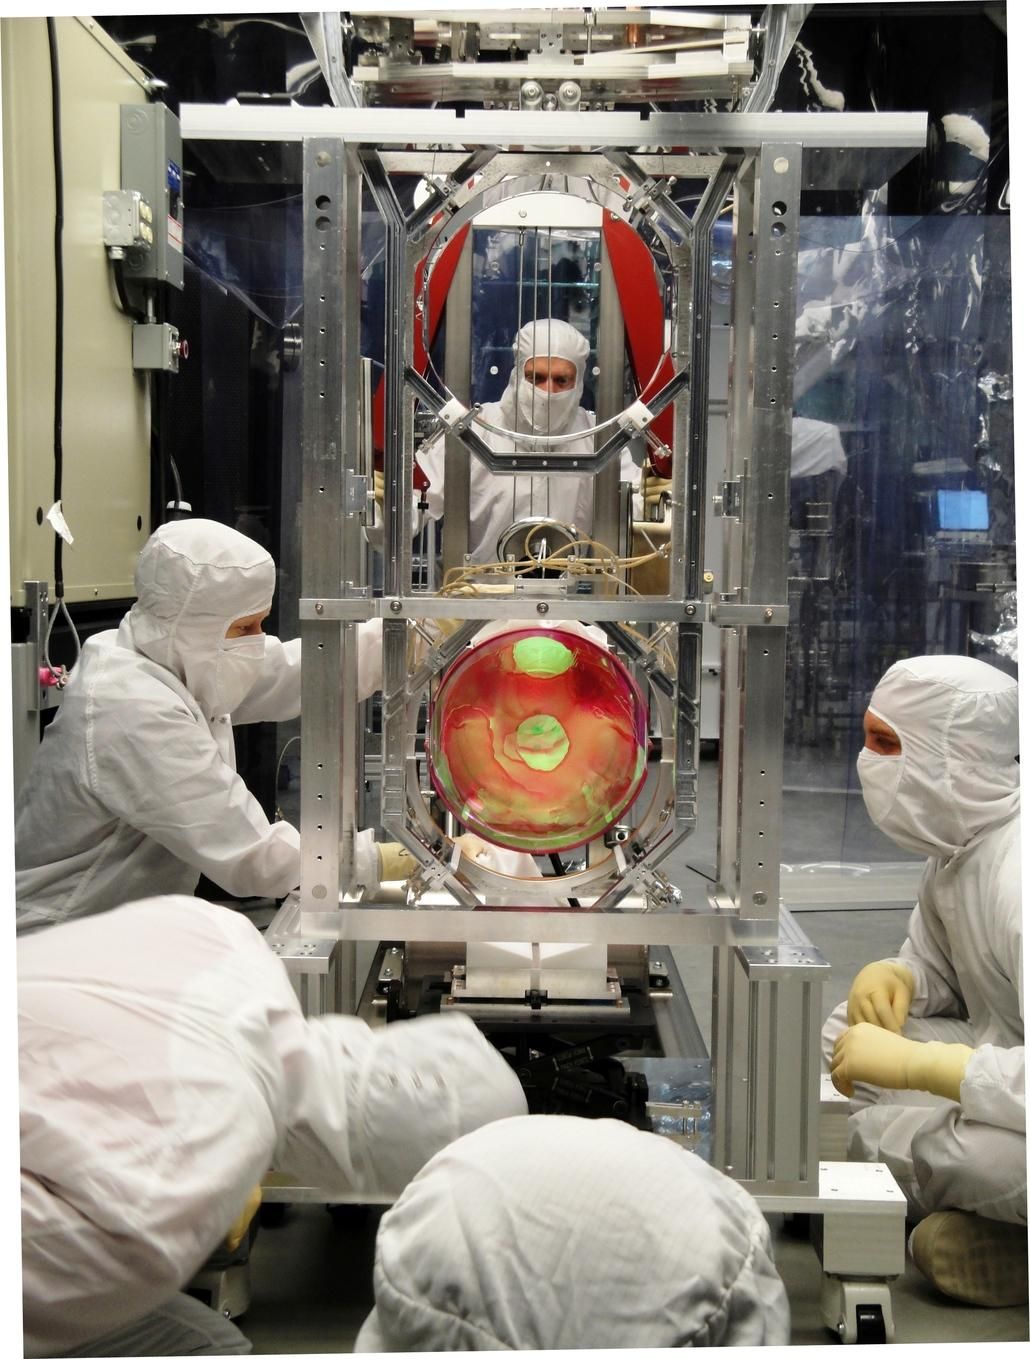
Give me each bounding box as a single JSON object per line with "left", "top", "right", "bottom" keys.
{"left": 113, "top": 259, "right": 147, "bottom": 322}
{"left": 548, "top": 851, "right": 581, "bottom": 909}
{"left": 46, "top": 17, "right": 65, "bottom": 604}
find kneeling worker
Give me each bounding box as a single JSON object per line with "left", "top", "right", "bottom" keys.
{"left": 19, "top": 895, "right": 527, "bottom": 1356}
{"left": 827, "top": 655, "right": 1025, "bottom": 1307}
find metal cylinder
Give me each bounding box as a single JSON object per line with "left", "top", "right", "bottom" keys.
{"left": 520, "top": 79, "right": 543, "bottom": 111}
{"left": 558, "top": 81, "right": 582, "bottom": 111}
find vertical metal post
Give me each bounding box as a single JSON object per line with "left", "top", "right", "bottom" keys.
{"left": 717, "top": 161, "right": 754, "bottom": 895}
{"left": 591, "top": 233, "right": 623, "bottom": 559}
{"left": 736, "top": 144, "right": 801, "bottom": 922}
{"left": 441, "top": 230, "right": 473, "bottom": 573}
{"left": 299, "top": 138, "right": 362, "bottom": 970}
{"left": 716, "top": 147, "right": 800, "bottom": 922}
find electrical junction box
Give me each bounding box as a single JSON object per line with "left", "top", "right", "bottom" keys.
{"left": 120, "top": 102, "right": 184, "bottom": 288}
{"left": 132, "top": 321, "right": 182, "bottom": 373}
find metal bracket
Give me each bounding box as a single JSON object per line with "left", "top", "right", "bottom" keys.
{"left": 714, "top": 477, "right": 744, "bottom": 520}
{"left": 344, "top": 469, "right": 369, "bottom": 516}
{"left": 709, "top": 602, "right": 789, "bottom": 627}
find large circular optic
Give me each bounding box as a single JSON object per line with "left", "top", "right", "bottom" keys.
{"left": 427, "top": 627, "right": 648, "bottom": 853}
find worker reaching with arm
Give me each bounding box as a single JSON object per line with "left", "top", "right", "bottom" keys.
{"left": 824, "top": 655, "right": 1025, "bottom": 1308}
{"left": 15, "top": 518, "right": 391, "bottom": 933}
{"left": 19, "top": 895, "right": 528, "bottom": 1357}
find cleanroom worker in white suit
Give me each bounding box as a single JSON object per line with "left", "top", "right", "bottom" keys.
{"left": 19, "top": 895, "right": 528, "bottom": 1357}
{"left": 418, "top": 317, "right": 600, "bottom": 565}
{"left": 354, "top": 1113, "right": 790, "bottom": 1350}
{"left": 825, "top": 655, "right": 1025, "bottom": 1308}
{"left": 14, "top": 519, "right": 393, "bottom": 933}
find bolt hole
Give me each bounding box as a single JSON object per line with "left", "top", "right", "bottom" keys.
{"left": 771, "top": 200, "right": 787, "bottom": 216}
{"left": 315, "top": 194, "right": 331, "bottom": 210}
{"left": 35, "top": 506, "right": 43, "bottom": 525}
{"left": 136, "top": 515, "right": 143, "bottom": 530}
{"left": 316, "top": 215, "right": 331, "bottom": 232}
{"left": 770, "top": 221, "right": 785, "bottom": 239}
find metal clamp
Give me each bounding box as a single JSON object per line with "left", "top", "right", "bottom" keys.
{"left": 620, "top": 399, "right": 656, "bottom": 432}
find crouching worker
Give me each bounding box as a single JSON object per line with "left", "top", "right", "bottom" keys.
{"left": 19, "top": 896, "right": 527, "bottom": 1356}
{"left": 355, "top": 1114, "right": 790, "bottom": 1350}
{"left": 825, "top": 655, "right": 1025, "bottom": 1308}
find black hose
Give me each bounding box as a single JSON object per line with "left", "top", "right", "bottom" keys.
{"left": 46, "top": 18, "right": 65, "bottom": 602}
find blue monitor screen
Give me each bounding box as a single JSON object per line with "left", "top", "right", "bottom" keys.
{"left": 937, "top": 489, "right": 989, "bottom": 531}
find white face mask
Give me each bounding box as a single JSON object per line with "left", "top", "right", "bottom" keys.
{"left": 516, "top": 378, "right": 580, "bottom": 436}
{"left": 856, "top": 747, "right": 905, "bottom": 831}
{"left": 210, "top": 634, "right": 266, "bottom": 716}
{"left": 856, "top": 745, "right": 949, "bottom": 858}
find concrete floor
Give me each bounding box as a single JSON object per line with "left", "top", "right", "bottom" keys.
{"left": 237, "top": 1200, "right": 1029, "bottom": 1352}
{"left": 238, "top": 758, "right": 1027, "bottom": 1351}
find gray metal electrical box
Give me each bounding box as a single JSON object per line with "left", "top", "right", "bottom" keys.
{"left": 120, "top": 102, "right": 184, "bottom": 289}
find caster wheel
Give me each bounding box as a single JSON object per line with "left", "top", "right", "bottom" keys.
{"left": 854, "top": 1304, "right": 887, "bottom": 1344}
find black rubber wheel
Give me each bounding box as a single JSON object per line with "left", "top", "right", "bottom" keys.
{"left": 854, "top": 1304, "right": 887, "bottom": 1344}
{"left": 258, "top": 1201, "right": 288, "bottom": 1227}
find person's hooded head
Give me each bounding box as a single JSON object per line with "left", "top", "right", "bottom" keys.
{"left": 122, "top": 519, "right": 276, "bottom": 719}
{"left": 355, "top": 1114, "right": 790, "bottom": 1351}
{"left": 857, "top": 654, "right": 1019, "bottom": 860}
{"left": 494, "top": 318, "right": 591, "bottom": 439}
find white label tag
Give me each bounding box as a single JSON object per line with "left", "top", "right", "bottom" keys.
{"left": 167, "top": 215, "right": 184, "bottom": 253}
{"left": 45, "top": 500, "right": 74, "bottom": 546}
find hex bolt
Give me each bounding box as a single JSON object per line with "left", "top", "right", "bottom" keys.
{"left": 315, "top": 151, "right": 331, "bottom": 167}
{"left": 764, "top": 608, "right": 774, "bottom": 621}
{"left": 390, "top": 599, "right": 402, "bottom": 613}
{"left": 685, "top": 604, "right": 696, "bottom": 616}
{"left": 536, "top": 602, "right": 549, "bottom": 614}
{"left": 314, "top": 601, "right": 324, "bottom": 615}
{"left": 753, "top": 890, "right": 768, "bottom": 905}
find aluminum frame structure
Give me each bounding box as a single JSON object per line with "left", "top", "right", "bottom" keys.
{"left": 182, "top": 104, "right": 922, "bottom": 1230}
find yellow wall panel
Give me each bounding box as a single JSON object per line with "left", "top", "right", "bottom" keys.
{"left": 4, "top": 16, "right": 152, "bottom": 606}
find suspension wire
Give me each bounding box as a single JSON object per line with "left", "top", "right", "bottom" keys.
{"left": 546, "top": 225, "right": 554, "bottom": 519}
{"left": 512, "top": 226, "right": 527, "bottom": 532}
{"left": 530, "top": 228, "right": 541, "bottom": 518}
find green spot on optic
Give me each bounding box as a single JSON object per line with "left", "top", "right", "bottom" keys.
{"left": 512, "top": 635, "right": 575, "bottom": 679}
{"left": 515, "top": 714, "right": 569, "bottom": 771}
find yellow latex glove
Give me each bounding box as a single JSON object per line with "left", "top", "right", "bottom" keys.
{"left": 846, "top": 959, "right": 916, "bottom": 1033}
{"left": 831, "top": 1022, "right": 973, "bottom": 1102}
{"left": 373, "top": 469, "right": 385, "bottom": 507}
{"left": 455, "top": 832, "right": 493, "bottom": 864}
{"left": 642, "top": 472, "right": 672, "bottom": 511}
{"left": 224, "top": 1184, "right": 262, "bottom": 1252}
{"left": 377, "top": 841, "right": 415, "bottom": 881}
